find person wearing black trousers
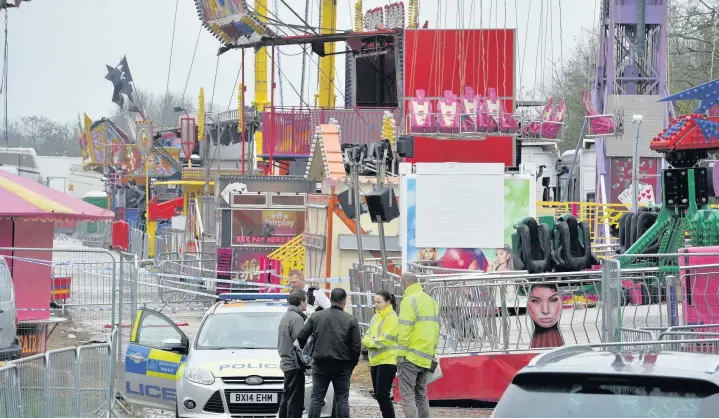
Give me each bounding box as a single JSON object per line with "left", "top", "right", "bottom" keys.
{"left": 363, "top": 291, "right": 400, "bottom": 418}
{"left": 278, "top": 289, "right": 309, "bottom": 418}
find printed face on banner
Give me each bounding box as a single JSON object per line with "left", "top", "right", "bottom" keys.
{"left": 527, "top": 284, "right": 565, "bottom": 349}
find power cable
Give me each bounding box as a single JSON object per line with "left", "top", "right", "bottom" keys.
{"left": 209, "top": 55, "right": 220, "bottom": 113}
{"left": 181, "top": 25, "right": 204, "bottom": 108}
{"left": 2, "top": 10, "right": 7, "bottom": 147}
{"left": 161, "top": 0, "right": 180, "bottom": 129}
{"left": 274, "top": 0, "right": 285, "bottom": 107}
{"left": 299, "top": 0, "right": 310, "bottom": 108}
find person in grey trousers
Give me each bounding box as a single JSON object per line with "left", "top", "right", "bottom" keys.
{"left": 278, "top": 289, "right": 309, "bottom": 418}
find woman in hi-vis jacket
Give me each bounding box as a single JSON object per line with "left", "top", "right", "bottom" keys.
{"left": 362, "top": 290, "right": 399, "bottom": 418}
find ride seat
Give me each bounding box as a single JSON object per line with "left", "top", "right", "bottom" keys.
{"left": 583, "top": 89, "right": 615, "bottom": 136}
{"left": 618, "top": 212, "right": 632, "bottom": 254}
{"left": 553, "top": 215, "right": 594, "bottom": 272}
{"left": 514, "top": 217, "right": 553, "bottom": 274}
{"left": 635, "top": 211, "right": 659, "bottom": 253}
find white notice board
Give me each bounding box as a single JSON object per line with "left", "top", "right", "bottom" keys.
{"left": 415, "top": 163, "right": 504, "bottom": 249}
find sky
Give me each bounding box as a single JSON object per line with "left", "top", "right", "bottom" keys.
{"left": 2, "top": 0, "right": 599, "bottom": 123}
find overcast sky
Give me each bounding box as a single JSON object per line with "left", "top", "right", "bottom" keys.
{"left": 3, "top": 0, "right": 598, "bottom": 122}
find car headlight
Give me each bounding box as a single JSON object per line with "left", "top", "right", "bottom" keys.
{"left": 184, "top": 367, "right": 215, "bottom": 385}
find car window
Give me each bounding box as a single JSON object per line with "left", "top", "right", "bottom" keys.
{"left": 493, "top": 373, "right": 719, "bottom": 418}
{"left": 0, "top": 261, "right": 12, "bottom": 303}
{"left": 135, "top": 312, "right": 184, "bottom": 349}
{"left": 196, "top": 311, "right": 283, "bottom": 350}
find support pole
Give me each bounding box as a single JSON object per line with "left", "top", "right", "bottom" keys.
{"left": 325, "top": 186, "right": 335, "bottom": 278}
{"left": 632, "top": 116, "right": 643, "bottom": 212}
{"left": 561, "top": 118, "right": 588, "bottom": 202}
{"left": 269, "top": 46, "right": 276, "bottom": 175}
{"left": 376, "top": 150, "right": 389, "bottom": 279}
{"left": 352, "top": 161, "right": 365, "bottom": 268}
{"left": 204, "top": 126, "right": 211, "bottom": 196}
{"left": 241, "top": 50, "right": 246, "bottom": 175}
{"left": 637, "top": 0, "right": 647, "bottom": 64}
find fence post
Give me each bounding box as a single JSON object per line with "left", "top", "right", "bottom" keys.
{"left": 74, "top": 347, "right": 82, "bottom": 417}
{"left": 666, "top": 275, "right": 679, "bottom": 327}
{"left": 601, "top": 258, "right": 622, "bottom": 342}
{"left": 107, "top": 327, "right": 118, "bottom": 418}
{"left": 42, "top": 353, "right": 50, "bottom": 417}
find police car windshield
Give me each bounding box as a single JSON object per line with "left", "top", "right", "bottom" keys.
{"left": 493, "top": 373, "right": 719, "bottom": 418}
{"left": 196, "top": 312, "right": 282, "bottom": 350}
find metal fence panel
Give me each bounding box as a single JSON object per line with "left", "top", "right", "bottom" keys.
{"left": 13, "top": 354, "right": 45, "bottom": 417}
{"left": 0, "top": 365, "right": 22, "bottom": 417}
{"left": 0, "top": 331, "right": 117, "bottom": 418}
{"left": 45, "top": 348, "right": 77, "bottom": 417}
{"left": 77, "top": 344, "right": 113, "bottom": 418}
{"left": 0, "top": 247, "right": 119, "bottom": 346}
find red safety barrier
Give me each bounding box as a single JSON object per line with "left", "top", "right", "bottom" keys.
{"left": 261, "top": 107, "right": 399, "bottom": 158}
{"left": 112, "top": 220, "right": 129, "bottom": 251}
{"left": 51, "top": 277, "right": 72, "bottom": 300}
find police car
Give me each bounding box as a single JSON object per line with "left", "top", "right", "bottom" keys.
{"left": 123, "top": 293, "right": 334, "bottom": 417}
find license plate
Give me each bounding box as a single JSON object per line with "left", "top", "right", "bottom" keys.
{"left": 229, "top": 392, "right": 277, "bottom": 404}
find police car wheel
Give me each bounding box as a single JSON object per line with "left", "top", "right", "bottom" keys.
{"left": 175, "top": 403, "right": 180, "bottom": 418}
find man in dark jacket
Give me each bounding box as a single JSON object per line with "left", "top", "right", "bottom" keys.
{"left": 297, "top": 288, "right": 361, "bottom": 418}
{"left": 278, "top": 289, "right": 308, "bottom": 418}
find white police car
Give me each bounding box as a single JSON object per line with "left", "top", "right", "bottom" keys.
{"left": 122, "top": 293, "right": 334, "bottom": 417}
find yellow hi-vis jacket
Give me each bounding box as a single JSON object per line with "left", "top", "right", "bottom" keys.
{"left": 398, "top": 283, "right": 440, "bottom": 369}
{"left": 362, "top": 305, "right": 399, "bottom": 366}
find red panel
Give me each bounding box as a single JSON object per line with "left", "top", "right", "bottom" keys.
{"left": 404, "top": 29, "right": 515, "bottom": 106}
{"left": 410, "top": 136, "right": 513, "bottom": 166}
{"left": 112, "top": 220, "right": 130, "bottom": 251}
{"left": 14, "top": 220, "right": 53, "bottom": 322}
{"left": 608, "top": 157, "right": 661, "bottom": 204}
{"left": 393, "top": 353, "right": 537, "bottom": 402}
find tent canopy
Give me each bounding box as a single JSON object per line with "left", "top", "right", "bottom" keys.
{"left": 0, "top": 169, "right": 114, "bottom": 221}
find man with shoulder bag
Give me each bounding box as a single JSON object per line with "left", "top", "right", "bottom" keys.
{"left": 296, "top": 288, "right": 361, "bottom": 418}
{"left": 278, "top": 289, "right": 309, "bottom": 418}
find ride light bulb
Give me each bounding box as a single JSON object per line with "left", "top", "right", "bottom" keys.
{"left": 184, "top": 400, "right": 197, "bottom": 410}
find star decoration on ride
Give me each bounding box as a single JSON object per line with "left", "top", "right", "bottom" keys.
{"left": 105, "top": 57, "right": 135, "bottom": 110}
{"left": 651, "top": 79, "right": 719, "bottom": 155}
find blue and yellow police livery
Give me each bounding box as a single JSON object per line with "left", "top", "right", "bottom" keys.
{"left": 122, "top": 295, "right": 334, "bottom": 417}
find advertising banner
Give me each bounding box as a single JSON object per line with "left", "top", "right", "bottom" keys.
{"left": 401, "top": 174, "right": 534, "bottom": 273}
{"left": 232, "top": 209, "right": 305, "bottom": 246}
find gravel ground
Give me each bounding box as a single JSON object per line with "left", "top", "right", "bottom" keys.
{"left": 350, "top": 362, "right": 493, "bottom": 418}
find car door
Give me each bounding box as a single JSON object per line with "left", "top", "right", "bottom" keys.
{"left": 0, "top": 258, "right": 15, "bottom": 352}
{"left": 123, "top": 308, "right": 189, "bottom": 411}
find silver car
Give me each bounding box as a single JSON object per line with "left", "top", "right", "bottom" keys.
{"left": 493, "top": 343, "right": 719, "bottom": 418}
{"left": 122, "top": 298, "right": 334, "bottom": 417}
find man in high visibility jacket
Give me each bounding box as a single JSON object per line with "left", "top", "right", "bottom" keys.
{"left": 397, "top": 272, "right": 440, "bottom": 418}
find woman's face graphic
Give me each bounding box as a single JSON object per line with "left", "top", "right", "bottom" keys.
{"left": 496, "top": 249, "right": 509, "bottom": 263}
{"left": 528, "top": 286, "right": 561, "bottom": 328}
{"left": 421, "top": 248, "right": 437, "bottom": 260}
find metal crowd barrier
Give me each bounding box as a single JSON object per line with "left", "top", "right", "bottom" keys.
{"left": 0, "top": 247, "right": 121, "bottom": 348}
{"left": 349, "top": 252, "right": 719, "bottom": 355}
{"left": 0, "top": 328, "right": 118, "bottom": 418}
{"left": 54, "top": 221, "right": 112, "bottom": 249}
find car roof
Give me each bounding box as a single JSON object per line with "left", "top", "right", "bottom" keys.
{"left": 210, "top": 300, "right": 289, "bottom": 314}
{"left": 520, "top": 345, "right": 719, "bottom": 382}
